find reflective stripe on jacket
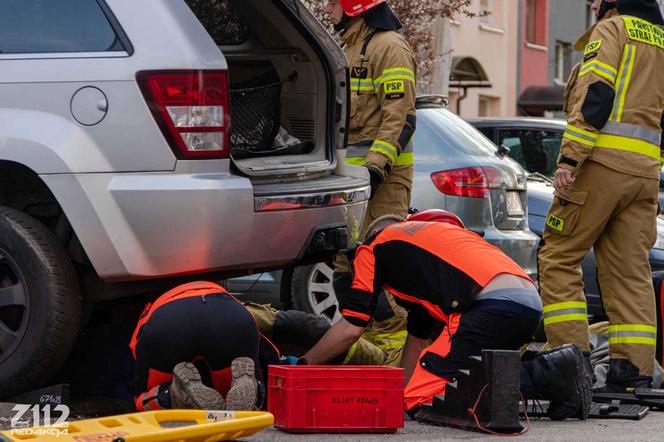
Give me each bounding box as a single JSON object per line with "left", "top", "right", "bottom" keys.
{"left": 561, "top": 14, "right": 664, "bottom": 178}
{"left": 341, "top": 19, "right": 417, "bottom": 179}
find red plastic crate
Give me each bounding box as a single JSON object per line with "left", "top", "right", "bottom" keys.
{"left": 268, "top": 365, "right": 404, "bottom": 433}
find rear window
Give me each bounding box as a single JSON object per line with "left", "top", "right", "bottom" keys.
{"left": 186, "top": 0, "right": 250, "bottom": 46}
{"left": 0, "top": 0, "right": 122, "bottom": 54}
{"left": 416, "top": 108, "right": 498, "bottom": 156}
{"left": 498, "top": 128, "right": 563, "bottom": 176}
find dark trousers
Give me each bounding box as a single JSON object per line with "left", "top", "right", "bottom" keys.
{"left": 405, "top": 299, "right": 541, "bottom": 410}
{"left": 133, "top": 293, "right": 260, "bottom": 410}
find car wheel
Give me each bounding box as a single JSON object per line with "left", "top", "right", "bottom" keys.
{"left": 290, "top": 262, "right": 342, "bottom": 324}
{"left": 0, "top": 206, "right": 81, "bottom": 398}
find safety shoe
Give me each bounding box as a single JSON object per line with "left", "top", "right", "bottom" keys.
{"left": 523, "top": 344, "right": 592, "bottom": 420}
{"left": 594, "top": 358, "right": 653, "bottom": 393}
{"left": 170, "top": 362, "right": 225, "bottom": 410}
{"left": 225, "top": 357, "right": 259, "bottom": 411}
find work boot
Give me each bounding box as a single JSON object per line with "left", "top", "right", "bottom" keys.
{"left": 225, "top": 357, "right": 259, "bottom": 411}
{"left": 171, "top": 362, "right": 225, "bottom": 410}
{"left": 521, "top": 344, "right": 592, "bottom": 420}
{"left": 594, "top": 359, "right": 652, "bottom": 393}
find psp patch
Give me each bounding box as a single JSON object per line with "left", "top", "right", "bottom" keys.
{"left": 384, "top": 80, "right": 405, "bottom": 99}
{"left": 583, "top": 39, "right": 602, "bottom": 62}
{"left": 546, "top": 214, "right": 565, "bottom": 233}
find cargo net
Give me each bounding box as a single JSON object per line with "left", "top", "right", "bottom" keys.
{"left": 230, "top": 71, "right": 283, "bottom": 151}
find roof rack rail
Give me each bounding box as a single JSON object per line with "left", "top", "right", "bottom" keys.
{"left": 415, "top": 94, "right": 449, "bottom": 108}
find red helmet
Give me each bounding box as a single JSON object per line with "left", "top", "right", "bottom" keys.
{"left": 407, "top": 209, "right": 465, "bottom": 229}
{"left": 339, "top": 0, "right": 386, "bottom": 17}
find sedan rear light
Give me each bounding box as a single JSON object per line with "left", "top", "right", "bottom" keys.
{"left": 137, "top": 70, "right": 230, "bottom": 159}
{"left": 430, "top": 167, "right": 502, "bottom": 198}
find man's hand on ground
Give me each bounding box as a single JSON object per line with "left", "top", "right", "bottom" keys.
{"left": 279, "top": 356, "right": 299, "bottom": 365}
{"left": 554, "top": 167, "right": 575, "bottom": 192}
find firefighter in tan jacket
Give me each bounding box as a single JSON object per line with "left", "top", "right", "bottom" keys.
{"left": 324, "top": 0, "right": 417, "bottom": 354}
{"left": 539, "top": 0, "right": 664, "bottom": 391}
{"left": 326, "top": 0, "right": 417, "bottom": 233}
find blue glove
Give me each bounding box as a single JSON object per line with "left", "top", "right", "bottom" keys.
{"left": 279, "top": 356, "right": 299, "bottom": 365}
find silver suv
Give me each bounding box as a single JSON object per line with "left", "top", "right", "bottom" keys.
{"left": 0, "top": 0, "right": 369, "bottom": 397}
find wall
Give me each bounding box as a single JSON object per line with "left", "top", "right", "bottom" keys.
{"left": 446, "top": 0, "right": 520, "bottom": 118}
{"left": 547, "top": 0, "right": 591, "bottom": 86}
{"left": 519, "top": 0, "right": 549, "bottom": 93}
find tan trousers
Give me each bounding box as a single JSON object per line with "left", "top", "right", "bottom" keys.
{"left": 334, "top": 166, "right": 412, "bottom": 350}
{"left": 539, "top": 160, "right": 659, "bottom": 375}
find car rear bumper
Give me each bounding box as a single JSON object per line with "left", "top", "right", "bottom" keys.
{"left": 481, "top": 227, "right": 540, "bottom": 282}
{"left": 43, "top": 172, "right": 369, "bottom": 281}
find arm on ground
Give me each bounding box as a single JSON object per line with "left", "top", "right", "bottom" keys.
{"left": 301, "top": 318, "right": 365, "bottom": 365}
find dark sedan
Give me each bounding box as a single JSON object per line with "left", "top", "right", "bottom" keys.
{"left": 469, "top": 117, "right": 664, "bottom": 320}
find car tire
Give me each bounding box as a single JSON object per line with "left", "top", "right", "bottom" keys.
{"left": 290, "top": 262, "right": 341, "bottom": 324}
{"left": 0, "top": 206, "right": 81, "bottom": 399}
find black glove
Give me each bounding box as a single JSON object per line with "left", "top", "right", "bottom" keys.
{"left": 366, "top": 165, "right": 384, "bottom": 199}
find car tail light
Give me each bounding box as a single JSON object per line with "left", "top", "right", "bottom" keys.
{"left": 137, "top": 70, "right": 230, "bottom": 159}
{"left": 430, "top": 167, "right": 502, "bottom": 198}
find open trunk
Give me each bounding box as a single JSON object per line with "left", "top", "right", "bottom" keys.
{"left": 186, "top": 0, "right": 346, "bottom": 179}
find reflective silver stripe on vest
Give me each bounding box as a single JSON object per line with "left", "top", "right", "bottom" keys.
{"left": 602, "top": 122, "right": 662, "bottom": 146}
{"left": 611, "top": 44, "right": 634, "bottom": 121}
{"left": 347, "top": 142, "right": 412, "bottom": 159}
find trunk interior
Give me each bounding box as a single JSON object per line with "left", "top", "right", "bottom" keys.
{"left": 186, "top": 0, "right": 334, "bottom": 178}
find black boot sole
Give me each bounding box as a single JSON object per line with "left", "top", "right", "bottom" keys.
{"left": 571, "top": 345, "right": 593, "bottom": 420}
{"left": 546, "top": 344, "right": 592, "bottom": 421}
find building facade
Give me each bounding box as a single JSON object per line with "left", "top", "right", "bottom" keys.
{"left": 446, "top": 0, "right": 520, "bottom": 118}
{"left": 547, "top": 0, "right": 593, "bottom": 88}
{"left": 515, "top": 0, "right": 560, "bottom": 116}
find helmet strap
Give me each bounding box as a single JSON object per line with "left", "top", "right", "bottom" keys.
{"left": 597, "top": 1, "right": 617, "bottom": 20}
{"left": 334, "top": 13, "right": 352, "bottom": 31}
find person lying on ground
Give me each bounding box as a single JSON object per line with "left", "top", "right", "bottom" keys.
{"left": 243, "top": 300, "right": 403, "bottom": 368}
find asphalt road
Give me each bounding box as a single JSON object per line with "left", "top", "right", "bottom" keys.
{"left": 246, "top": 415, "right": 664, "bottom": 442}
{"left": 2, "top": 403, "right": 662, "bottom": 441}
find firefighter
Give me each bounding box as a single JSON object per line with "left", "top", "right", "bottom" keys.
{"left": 129, "top": 282, "right": 279, "bottom": 411}
{"left": 325, "top": 0, "right": 416, "bottom": 225}
{"left": 325, "top": 0, "right": 417, "bottom": 363}
{"left": 300, "top": 212, "right": 593, "bottom": 420}
{"left": 539, "top": 0, "right": 664, "bottom": 392}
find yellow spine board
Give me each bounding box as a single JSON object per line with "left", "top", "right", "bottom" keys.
{"left": 1, "top": 410, "right": 273, "bottom": 442}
